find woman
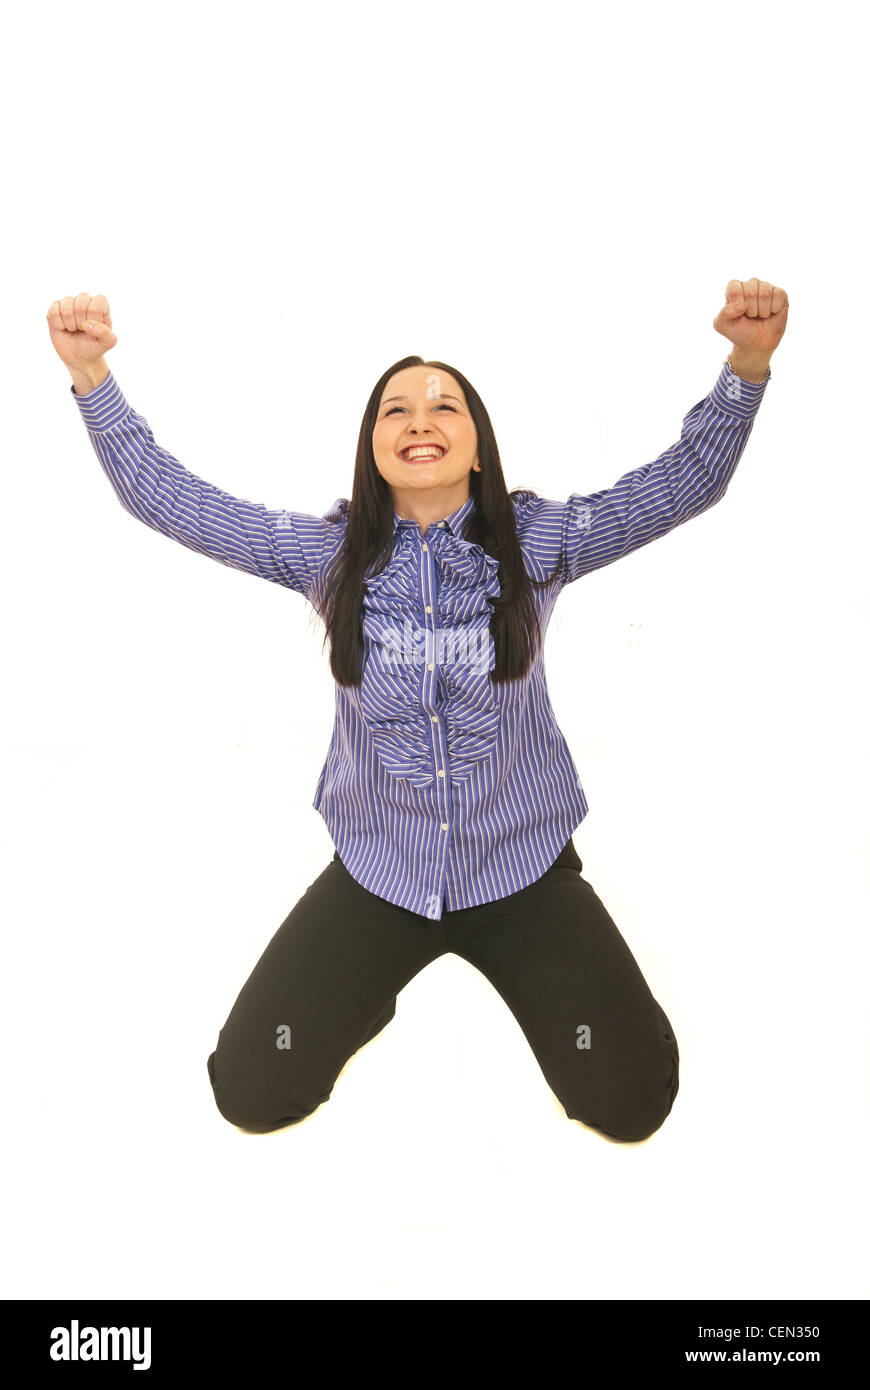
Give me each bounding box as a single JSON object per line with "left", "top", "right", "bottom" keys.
{"left": 47, "top": 279, "right": 788, "bottom": 1141}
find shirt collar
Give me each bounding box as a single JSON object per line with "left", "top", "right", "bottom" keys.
{"left": 392, "top": 492, "right": 476, "bottom": 537}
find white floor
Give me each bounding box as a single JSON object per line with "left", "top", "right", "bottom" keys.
{"left": 3, "top": 743, "right": 866, "bottom": 1301}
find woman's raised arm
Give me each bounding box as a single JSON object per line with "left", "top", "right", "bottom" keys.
{"left": 48, "top": 293, "right": 340, "bottom": 601}
{"left": 516, "top": 279, "right": 787, "bottom": 587}
{"left": 557, "top": 358, "right": 771, "bottom": 585}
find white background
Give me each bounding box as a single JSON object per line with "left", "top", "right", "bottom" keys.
{"left": 3, "top": 0, "right": 867, "bottom": 1300}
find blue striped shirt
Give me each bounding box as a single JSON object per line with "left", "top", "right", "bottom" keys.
{"left": 70, "top": 361, "right": 770, "bottom": 919}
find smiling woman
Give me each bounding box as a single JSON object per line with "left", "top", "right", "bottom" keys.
{"left": 375, "top": 369, "right": 480, "bottom": 504}
{"left": 320, "top": 353, "right": 559, "bottom": 690}
{"left": 52, "top": 280, "right": 786, "bottom": 1141}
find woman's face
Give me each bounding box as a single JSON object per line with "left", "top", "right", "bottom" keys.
{"left": 371, "top": 365, "right": 480, "bottom": 504}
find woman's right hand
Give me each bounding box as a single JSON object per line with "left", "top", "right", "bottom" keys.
{"left": 46, "top": 292, "right": 118, "bottom": 368}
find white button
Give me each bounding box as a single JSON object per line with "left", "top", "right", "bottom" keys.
{"left": 431, "top": 715, "right": 439, "bottom": 723}
{"left": 437, "top": 769, "right": 445, "bottom": 778}
{"left": 441, "top": 822, "right": 448, "bottom": 830}
{"left": 425, "top": 604, "right": 432, "bottom": 613}
{"left": 427, "top": 662, "right": 434, "bottom": 670}
{"left": 422, "top": 543, "right": 428, "bottom": 552}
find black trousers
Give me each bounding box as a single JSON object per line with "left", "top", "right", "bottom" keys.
{"left": 206, "top": 837, "right": 679, "bottom": 1142}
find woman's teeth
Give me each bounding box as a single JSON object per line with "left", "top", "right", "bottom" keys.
{"left": 403, "top": 446, "right": 445, "bottom": 462}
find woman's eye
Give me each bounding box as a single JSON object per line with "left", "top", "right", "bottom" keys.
{"left": 384, "top": 403, "right": 457, "bottom": 417}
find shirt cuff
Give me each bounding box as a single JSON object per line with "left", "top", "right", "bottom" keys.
{"left": 69, "top": 369, "right": 132, "bottom": 432}
{"left": 710, "top": 361, "right": 770, "bottom": 421}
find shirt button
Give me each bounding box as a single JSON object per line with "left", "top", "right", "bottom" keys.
{"left": 441, "top": 822, "right": 448, "bottom": 830}
{"left": 437, "top": 769, "right": 445, "bottom": 777}
{"left": 425, "top": 604, "right": 433, "bottom": 613}
{"left": 427, "top": 662, "right": 434, "bottom": 670}
{"left": 431, "top": 715, "right": 439, "bottom": 723}
{"left": 422, "top": 543, "right": 428, "bottom": 552}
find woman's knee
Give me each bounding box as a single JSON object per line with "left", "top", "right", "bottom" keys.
{"left": 565, "top": 1024, "right": 680, "bottom": 1143}
{"left": 206, "top": 1045, "right": 327, "bottom": 1134}
{"left": 588, "top": 1078, "right": 678, "bottom": 1142}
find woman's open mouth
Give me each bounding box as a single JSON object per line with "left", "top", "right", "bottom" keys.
{"left": 399, "top": 445, "right": 447, "bottom": 464}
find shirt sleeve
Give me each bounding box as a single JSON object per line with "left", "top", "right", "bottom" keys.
{"left": 69, "top": 369, "right": 342, "bottom": 602}
{"left": 519, "top": 361, "right": 771, "bottom": 587}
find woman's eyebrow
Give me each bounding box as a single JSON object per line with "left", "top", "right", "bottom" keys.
{"left": 381, "top": 393, "right": 463, "bottom": 405}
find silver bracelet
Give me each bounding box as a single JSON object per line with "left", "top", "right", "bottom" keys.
{"left": 724, "top": 355, "right": 771, "bottom": 384}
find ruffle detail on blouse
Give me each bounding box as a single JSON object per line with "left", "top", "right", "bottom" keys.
{"left": 359, "top": 526, "right": 502, "bottom": 788}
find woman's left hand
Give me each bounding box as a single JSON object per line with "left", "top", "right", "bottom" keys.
{"left": 713, "top": 278, "right": 789, "bottom": 356}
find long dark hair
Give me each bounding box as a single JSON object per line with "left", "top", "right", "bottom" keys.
{"left": 314, "top": 355, "right": 560, "bottom": 687}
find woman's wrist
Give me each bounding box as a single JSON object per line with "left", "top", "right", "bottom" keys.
{"left": 725, "top": 348, "right": 772, "bottom": 384}
{"left": 69, "top": 358, "right": 110, "bottom": 395}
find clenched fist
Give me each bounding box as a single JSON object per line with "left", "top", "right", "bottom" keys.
{"left": 46, "top": 292, "right": 118, "bottom": 370}
{"left": 713, "top": 278, "right": 789, "bottom": 358}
